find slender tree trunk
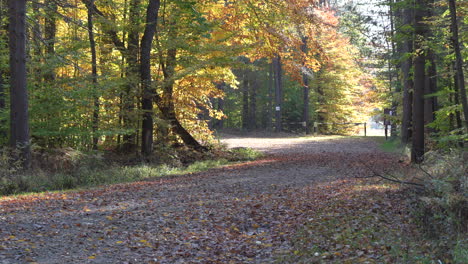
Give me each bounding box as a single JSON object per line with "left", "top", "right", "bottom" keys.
{"left": 0, "top": 1, "right": 6, "bottom": 140}
{"left": 31, "top": 1, "right": 42, "bottom": 78}
{"left": 411, "top": 0, "right": 427, "bottom": 163}
{"left": 267, "top": 62, "right": 274, "bottom": 131}
{"left": 215, "top": 83, "right": 225, "bottom": 130}
{"left": 273, "top": 55, "right": 283, "bottom": 132}
{"left": 249, "top": 71, "right": 257, "bottom": 130}
{"left": 44, "top": 2, "right": 57, "bottom": 82}
{"left": 0, "top": 67, "right": 5, "bottom": 141}
{"left": 8, "top": 0, "right": 31, "bottom": 169}
{"left": 448, "top": 0, "right": 468, "bottom": 131}
{"left": 453, "top": 63, "right": 463, "bottom": 130}
{"left": 388, "top": 0, "right": 398, "bottom": 137}
{"left": 401, "top": 6, "right": 414, "bottom": 144}
{"left": 301, "top": 38, "right": 310, "bottom": 134}
{"left": 424, "top": 52, "right": 436, "bottom": 128}
{"left": 241, "top": 70, "right": 249, "bottom": 130}
{"left": 87, "top": 0, "right": 100, "bottom": 150}
{"left": 140, "top": 0, "right": 160, "bottom": 156}
{"left": 122, "top": 0, "right": 141, "bottom": 152}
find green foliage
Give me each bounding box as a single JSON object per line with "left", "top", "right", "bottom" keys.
{"left": 408, "top": 150, "right": 467, "bottom": 260}
{"left": 0, "top": 144, "right": 262, "bottom": 196}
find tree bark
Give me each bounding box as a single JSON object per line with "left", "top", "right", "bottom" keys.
{"left": 249, "top": 71, "right": 257, "bottom": 130}
{"left": 0, "top": 66, "right": 5, "bottom": 141}
{"left": 0, "top": 0, "right": 6, "bottom": 140}
{"left": 267, "top": 62, "right": 273, "bottom": 131}
{"left": 301, "top": 38, "right": 310, "bottom": 134}
{"left": 8, "top": 0, "right": 31, "bottom": 169}
{"left": 140, "top": 0, "right": 160, "bottom": 156}
{"left": 401, "top": 6, "right": 414, "bottom": 144}
{"left": 273, "top": 55, "right": 283, "bottom": 132}
{"left": 87, "top": 0, "right": 100, "bottom": 150}
{"left": 241, "top": 70, "right": 249, "bottom": 130}
{"left": 411, "top": 0, "right": 427, "bottom": 164}
{"left": 122, "top": 0, "right": 141, "bottom": 152}
{"left": 448, "top": 0, "right": 468, "bottom": 131}
{"left": 44, "top": 2, "right": 57, "bottom": 82}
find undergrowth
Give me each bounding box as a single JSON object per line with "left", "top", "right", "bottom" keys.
{"left": 0, "top": 145, "right": 263, "bottom": 196}
{"left": 407, "top": 150, "right": 467, "bottom": 263}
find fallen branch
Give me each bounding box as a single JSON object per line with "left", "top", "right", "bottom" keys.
{"left": 357, "top": 160, "right": 425, "bottom": 189}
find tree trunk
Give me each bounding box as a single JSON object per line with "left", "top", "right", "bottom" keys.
{"left": 44, "top": 2, "right": 57, "bottom": 82}
{"left": 121, "top": 0, "right": 141, "bottom": 152}
{"left": 87, "top": 0, "right": 100, "bottom": 150}
{"left": 0, "top": 1, "right": 6, "bottom": 140}
{"left": 401, "top": 6, "right": 414, "bottom": 144}
{"left": 8, "top": 0, "right": 31, "bottom": 169}
{"left": 241, "top": 70, "right": 249, "bottom": 130}
{"left": 448, "top": 0, "right": 468, "bottom": 131}
{"left": 453, "top": 63, "right": 463, "bottom": 130}
{"left": 301, "top": 38, "right": 310, "bottom": 134}
{"left": 249, "top": 71, "right": 257, "bottom": 130}
{"left": 273, "top": 55, "right": 283, "bottom": 132}
{"left": 424, "top": 52, "right": 437, "bottom": 128}
{"left": 216, "top": 83, "right": 225, "bottom": 129}
{"left": 140, "top": 0, "right": 160, "bottom": 156}
{"left": 267, "top": 62, "right": 273, "bottom": 131}
{"left": 0, "top": 66, "right": 5, "bottom": 141}
{"left": 411, "top": 0, "right": 427, "bottom": 163}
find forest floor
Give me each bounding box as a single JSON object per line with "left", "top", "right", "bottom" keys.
{"left": 0, "top": 134, "right": 438, "bottom": 263}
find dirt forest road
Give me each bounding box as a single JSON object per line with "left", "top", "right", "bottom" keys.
{"left": 1, "top": 135, "right": 416, "bottom": 264}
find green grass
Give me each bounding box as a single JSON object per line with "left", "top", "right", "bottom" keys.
{"left": 0, "top": 147, "right": 263, "bottom": 197}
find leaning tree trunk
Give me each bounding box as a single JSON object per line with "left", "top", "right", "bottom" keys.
{"left": 8, "top": 0, "right": 31, "bottom": 169}
{"left": 448, "top": 0, "right": 468, "bottom": 131}
{"left": 87, "top": 0, "right": 100, "bottom": 150}
{"left": 156, "top": 48, "right": 206, "bottom": 152}
{"left": 140, "top": 0, "right": 160, "bottom": 156}
{"left": 411, "top": 0, "right": 427, "bottom": 164}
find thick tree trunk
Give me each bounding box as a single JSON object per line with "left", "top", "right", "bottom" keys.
{"left": 140, "top": 0, "right": 160, "bottom": 156}
{"left": 448, "top": 0, "right": 468, "bottom": 131}
{"left": 87, "top": 0, "right": 100, "bottom": 150}
{"left": 8, "top": 0, "right": 31, "bottom": 169}
{"left": 273, "top": 55, "right": 283, "bottom": 132}
{"left": 401, "top": 6, "right": 414, "bottom": 144}
{"left": 411, "top": 0, "right": 427, "bottom": 163}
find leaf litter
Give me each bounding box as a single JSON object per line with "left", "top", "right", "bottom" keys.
{"left": 1, "top": 136, "right": 435, "bottom": 263}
